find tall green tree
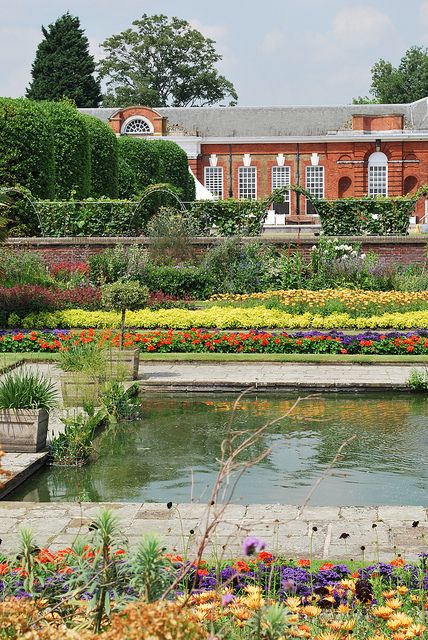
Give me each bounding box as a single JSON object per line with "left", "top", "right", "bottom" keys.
{"left": 354, "top": 46, "right": 428, "bottom": 104}
{"left": 26, "top": 12, "right": 101, "bottom": 107}
{"left": 98, "top": 14, "right": 238, "bottom": 107}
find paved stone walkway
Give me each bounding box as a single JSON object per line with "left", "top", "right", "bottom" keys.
{"left": 0, "top": 502, "right": 426, "bottom": 561}
{"left": 140, "top": 361, "right": 424, "bottom": 390}
{"left": 0, "top": 452, "right": 48, "bottom": 499}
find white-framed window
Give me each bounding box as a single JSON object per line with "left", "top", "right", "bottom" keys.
{"left": 305, "top": 165, "right": 324, "bottom": 214}
{"left": 272, "top": 166, "right": 291, "bottom": 214}
{"left": 368, "top": 152, "right": 388, "bottom": 196}
{"left": 204, "top": 166, "right": 224, "bottom": 199}
{"left": 238, "top": 166, "right": 257, "bottom": 200}
{"left": 121, "top": 116, "right": 153, "bottom": 135}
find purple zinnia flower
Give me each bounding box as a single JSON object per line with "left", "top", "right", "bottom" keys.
{"left": 242, "top": 536, "right": 266, "bottom": 556}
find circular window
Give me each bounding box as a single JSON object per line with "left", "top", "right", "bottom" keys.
{"left": 122, "top": 117, "right": 153, "bottom": 135}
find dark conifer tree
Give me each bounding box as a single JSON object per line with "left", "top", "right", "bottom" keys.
{"left": 26, "top": 12, "right": 101, "bottom": 107}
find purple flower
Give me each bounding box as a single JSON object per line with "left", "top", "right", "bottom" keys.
{"left": 242, "top": 536, "right": 266, "bottom": 556}
{"left": 222, "top": 593, "right": 235, "bottom": 606}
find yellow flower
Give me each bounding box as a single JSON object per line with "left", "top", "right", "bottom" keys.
{"left": 285, "top": 596, "right": 302, "bottom": 612}
{"left": 406, "top": 624, "right": 426, "bottom": 637}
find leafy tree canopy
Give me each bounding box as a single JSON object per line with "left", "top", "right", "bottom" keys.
{"left": 353, "top": 46, "right": 428, "bottom": 104}
{"left": 26, "top": 12, "right": 101, "bottom": 107}
{"left": 97, "top": 14, "right": 238, "bottom": 107}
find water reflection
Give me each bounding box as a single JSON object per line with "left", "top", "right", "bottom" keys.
{"left": 8, "top": 392, "right": 428, "bottom": 505}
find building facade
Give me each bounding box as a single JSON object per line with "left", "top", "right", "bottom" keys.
{"left": 81, "top": 98, "right": 428, "bottom": 223}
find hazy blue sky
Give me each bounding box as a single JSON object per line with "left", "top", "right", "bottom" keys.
{"left": 2, "top": 0, "right": 428, "bottom": 105}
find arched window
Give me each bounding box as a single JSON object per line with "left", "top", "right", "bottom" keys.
{"left": 121, "top": 116, "right": 153, "bottom": 135}
{"left": 368, "top": 152, "right": 388, "bottom": 196}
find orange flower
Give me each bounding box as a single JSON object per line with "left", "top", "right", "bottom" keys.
{"left": 390, "top": 558, "right": 405, "bottom": 567}
{"left": 232, "top": 560, "right": 250, "bottom": 573}
{"left": 297, "top": 558, "right": 310, "bottom": 567}
{"left": 320, "top": 562, "right": 334, "bottom": 571}
{"left": 0, "top": 563, "right": 9, "bottom": 575}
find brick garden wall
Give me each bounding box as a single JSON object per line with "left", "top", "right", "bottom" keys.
{"left": 4, "top": 235, "right": 427, "bottom": 267}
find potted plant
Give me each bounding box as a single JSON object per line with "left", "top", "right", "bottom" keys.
{"left": 0, "top": 368, "right": 58, "bottom": 452}
{"left": 59, "top": 343, "right": 108, "bottom": 407}
{"left": 101, "top": 280, "right": 148, "bottom": 379}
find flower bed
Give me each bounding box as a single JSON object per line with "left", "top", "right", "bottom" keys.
{"left": 2, "top": 329, "right": 428, "bottom": 355}
{"left": 0, "top": 542, "right": 426, "bottom": 639}
{"left": 14, "top": 307, "right": 428, "bottom": 329}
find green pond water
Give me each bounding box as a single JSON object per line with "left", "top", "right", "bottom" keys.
{"left": 8, "top": 392, "right": 428, "bottom": 505}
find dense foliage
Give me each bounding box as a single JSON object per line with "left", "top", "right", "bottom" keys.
{"left": 117, "top": 138, "right": 159, "bottom": 196}
{"left": 37, "top": 198, "right": 148, "bottom": 236}
{"left": 42, "top": 101, "right": 91, "bottom": 199}
{"left": 354, "top": 45, "right": 428, "bottom": 104}
{"left": 316, "top": 195, "right": 421, "bottom": 235}
{"left": 83, "top": 116, "right": 119, "bottom": 198}
{"left": 26, "top": 12, "right": 101, "bottom": 107}
{"left": 98, "top": 13, "right": 238, "bottom": 107}
{"left": 189, "top": 199, "right": 269, "bottom": 236}
{"left": 0, "top": 99, "right": 55, "bottom": 198}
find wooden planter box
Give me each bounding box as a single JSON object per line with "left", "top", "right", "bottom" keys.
{"left": 0, "top": 408, "right": 49, "bottom": 453}
{"left": 106, "top": 348, "right": 140, "bottom": 381}
{"left": 60, "top": 372, "right": 101, "bottom": 407}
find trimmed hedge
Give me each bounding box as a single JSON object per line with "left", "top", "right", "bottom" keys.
{"left": 83, "top": 115, "right": 119, "bottom": 198}
{"left": 316, "top": 196, "right": 418, "bottom": 235}
{"left": 117, "top": 137, "right": 159, "bottom": 196}
{"left": 0, "top": 98, "right": 55, "bottom": 198}
{"left": 189, "top": 199, "right": 268, "bottom": 236}
{"left": 37, "top": 198, "right": 149, "bottom": 236}
{"left": 43, "top": 101, "right": 90, "bottom": 199}
{"left": 153, "top": 139, "right": 193, "bottom": 200}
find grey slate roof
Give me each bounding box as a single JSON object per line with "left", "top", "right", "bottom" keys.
{"left": 80, "top": 97, "right": 428, "bottom": 137}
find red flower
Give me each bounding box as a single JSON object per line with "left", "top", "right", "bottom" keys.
{"left": 232, "top": 560, "right": 250, "bottom": 573}
{"left": 197, "top": 568, "right": 208, "bottom": 576}
{"left": 320, "top": 562, "right": 334, "bottom": 571}
{"left": 297, "top": 558, "right": 310, "bottom": 567}
{"left": 390, "top": 557, "right": 405, "bottom": 567}
{"left": 257, "top": 551, "right": 273, "bottom": 563}
{"left": 0, "top": 563, "right": 9, "bottom": 575}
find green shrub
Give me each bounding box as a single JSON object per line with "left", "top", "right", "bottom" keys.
{"left": 152, "top": 139, "right": 193, "bottom": 200}
{"left": 83, "top": 115, "right": 119, "bottom": 198}
{"left": 0, "top": 98, "right": 55, "bottom": 198}
{"left": 408, "top": 367, "right": 428, "bottom": 391}
{"left": 0, "top": 248, "right": 52, "bottom": 287}
{"left": 203, "top": 238, "right": 273, "bottom": 294}
{"left": 0, "top": 368, "right": 58, "bottom": 410}
{"left": 59, "top": 342, "right": 108, "bottom": 377}
{"left": 43, "top": 101, "right": 90, "bottom": 199}
{"left": 89, "top": 245, "right": 146, "bottom": 285}
{"left": 146, "top": 207, "right": 201, "bottom": 265}
{"left": 118, "top": 137, "right": 159, "bottom": 195}
{"left": 144, "top": 263, "right": 212, "bottom": 298}
{"left": 102, "top": 279, "right": 149, "bottom": 346}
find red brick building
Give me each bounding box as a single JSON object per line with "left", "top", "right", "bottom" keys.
{"left": 81, "top": 98, "right": 428, "bottom": 224}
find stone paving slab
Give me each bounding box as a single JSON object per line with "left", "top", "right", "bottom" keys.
{"left": 139, "top": 362, "right": 426, "bottom": 390}
{"left": 1, "top": 502, "right": 426, "bottom": 562}
{"left": 0, "top": 452, "right": 48, "bottom": 499}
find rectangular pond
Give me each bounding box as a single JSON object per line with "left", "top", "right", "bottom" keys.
{"left": 6, "top": 392, "right": 428, "bottom": 506}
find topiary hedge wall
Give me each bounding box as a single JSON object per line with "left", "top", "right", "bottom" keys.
{"left": 117, "top": 138, "right": 160, "bottom": 197}
{"left": 42, "top": 101, "right": 91, "bottom": 199}
{"left": 83, "top": 115, "right": 119, "bottom": 198}
{"left": 0, "top": 98, "right": 55, "bottom": 198}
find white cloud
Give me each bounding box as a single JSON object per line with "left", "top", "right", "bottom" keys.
{"left": 420, "top": 1, "right": 428, "bottom": 26}
{"left": 331, "top": 5, "right": 393, "bottom": 47}
{"left": 259, "top": 29, "right": 285, "bottom": 54}
{"left": 188, "top": 18, "right": 228, "bottom": 42}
